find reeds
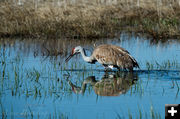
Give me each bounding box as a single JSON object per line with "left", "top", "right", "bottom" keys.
{"left": 0, "top": 0, "right": 180, "bottom": 39}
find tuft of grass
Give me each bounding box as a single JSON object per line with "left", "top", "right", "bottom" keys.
{"left": 128, "top": 109, "right": 132, "bottom": 119}
{"left": 150, "top": 105, "right": 161, "bottom": 119}
{"left": 0, "top": 0, "right": 180, "bottom": 39}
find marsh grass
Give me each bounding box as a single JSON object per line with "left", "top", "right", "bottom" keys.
{"left": 116, "top": 104, "right": 162, "bottom": 119}
{"left": 146, "top": 60, "right": 180, "bottom": 70}
{"left": 150, "top": 105, "right": 162, "bottom": 119}
{"left": 0, "top": 0, "right": 180, "bottom": 39}
{"left": 0, "top": 51, "right": 73, "bottom": 101}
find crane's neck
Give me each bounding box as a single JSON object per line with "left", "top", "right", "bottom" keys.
{"left": 80, "top": 48, "right": 94, "bottom": 63}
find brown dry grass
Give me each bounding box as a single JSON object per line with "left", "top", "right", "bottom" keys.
{"left": 0, "top": 0, "right": 180, "bottom": 39}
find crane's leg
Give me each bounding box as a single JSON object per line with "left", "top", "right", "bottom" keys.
{"left": 104, "top": 67, "right": 109, "bottom": 72}
{"left": 128, "top": 67, "right": 133, "bottom": 72}
{"left": 117, "top": 67, "right": 121, "bottom": 71}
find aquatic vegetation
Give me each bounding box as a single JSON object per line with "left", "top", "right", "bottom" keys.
{"left": 116, "top": 105, "right": 162, "bottom": 119}
{"left": 150, "top": 105, "right": 161, "bottom": 119}
{"left": 146, "top": 60, "right": 180, "bottom": 70}
{"left": 0, "top": 0, "right": 180, "bottom": 39}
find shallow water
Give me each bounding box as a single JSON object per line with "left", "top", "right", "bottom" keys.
{"left": 0, "top": 33, "right": 180, "bottom": 119}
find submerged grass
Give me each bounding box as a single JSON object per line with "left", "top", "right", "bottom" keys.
{"left": 0, "top": 0, "right": 180, "bottom": 39}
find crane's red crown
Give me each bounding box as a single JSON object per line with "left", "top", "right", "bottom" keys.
{"left": 72, "top": 48, "right": 75, "bottom": 54}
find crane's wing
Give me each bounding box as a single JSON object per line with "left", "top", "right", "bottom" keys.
{"left": 92, "top": 45, "right": 139, "bottom": 69}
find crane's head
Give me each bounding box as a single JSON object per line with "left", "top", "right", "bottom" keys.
{"left": 65, "top": 46, "right": 82, "bottom": 62}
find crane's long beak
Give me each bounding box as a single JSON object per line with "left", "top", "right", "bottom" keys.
{"left": 65, "top": 52, "right": 78, "bottom": 62}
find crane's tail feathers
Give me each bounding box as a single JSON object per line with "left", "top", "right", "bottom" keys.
{"left": 135, "top": 62, "right": 140, "bottom": 69}
{"left": 132, "top": 59, "right": 140, "bottom": 69}
{"left": 129, "top": 55, "right": 140, "bottom": 69}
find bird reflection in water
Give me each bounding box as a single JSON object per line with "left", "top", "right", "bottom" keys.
{"left": 66, "top": 72, "right": 138, "bottom": 96}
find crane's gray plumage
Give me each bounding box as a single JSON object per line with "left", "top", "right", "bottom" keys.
{"left": 65, "top": 44, "right": 139, "bottom": 71}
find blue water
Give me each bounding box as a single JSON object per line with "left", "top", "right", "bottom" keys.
{"left": 0, "top": 34, "right": 180, "bottom": 119}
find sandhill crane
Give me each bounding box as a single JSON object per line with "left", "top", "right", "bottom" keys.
{"left": 65, "top": 44, "right": 139, "bottom": 71}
